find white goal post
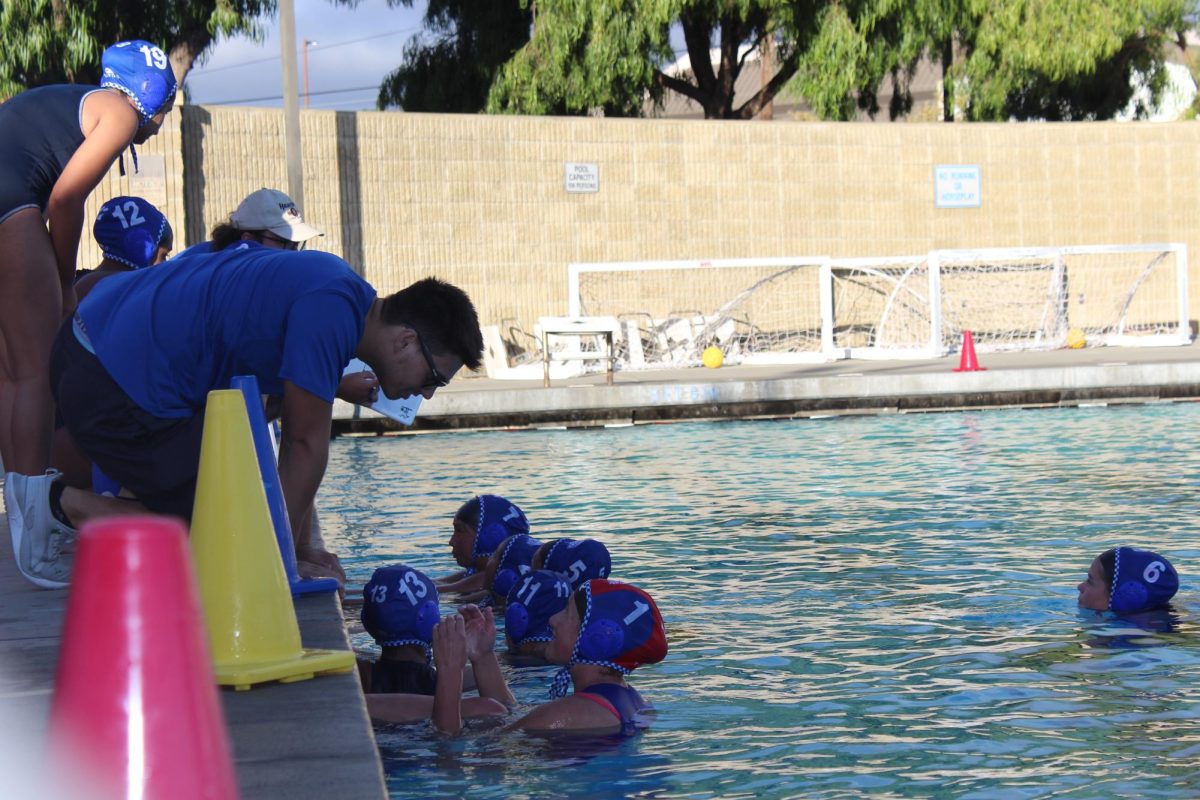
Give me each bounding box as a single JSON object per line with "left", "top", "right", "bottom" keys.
{"left": 563, "top": 243, "right": 1189, "bottom": 369}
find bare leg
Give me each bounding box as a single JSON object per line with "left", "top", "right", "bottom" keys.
{"left": 0, "top": 209, "right": 62, "bottom": 475}
{"left": 59, "top": 484, "right": 147, "bottom": 527}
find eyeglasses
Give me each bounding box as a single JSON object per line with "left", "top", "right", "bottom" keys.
{"left": 413, "top": 328, "right": 448, "bottom": 391}
{"left": 260, "top": 231, "right": 302, "bottom": 251}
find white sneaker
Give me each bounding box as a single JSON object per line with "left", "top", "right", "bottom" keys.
{"left": 4, "top": 470, "right": 76, "bottom": 589}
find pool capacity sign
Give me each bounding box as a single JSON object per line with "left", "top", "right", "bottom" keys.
{"left": 934, "top": 165, "right": 982, "bottom": 208}
{"left": 564, "top": 162, "right": 599, "bottom": 193}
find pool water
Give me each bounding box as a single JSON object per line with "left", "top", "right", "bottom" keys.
{"left": 319, "top": 403, "right": 1200, "bottom": 798}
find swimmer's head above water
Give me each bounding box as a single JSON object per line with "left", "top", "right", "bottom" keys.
{"left": 450, "top": 494, "right": 530, "bottom": 570}
{"left": 1078, "top": 547, "right": 1179, "bottom": 614}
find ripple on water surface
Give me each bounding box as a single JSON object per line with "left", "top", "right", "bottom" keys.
{"left": 320, "top": 404, "right": 1200, "bottom": 798}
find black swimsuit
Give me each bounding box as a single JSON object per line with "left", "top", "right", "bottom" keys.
{"left": 0, "top": 84, "right": 95, "bottom": 223}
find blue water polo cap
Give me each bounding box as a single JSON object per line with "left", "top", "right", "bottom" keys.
{"left": 93, "top": 196, "right": 169, "bottom": 269}
{"left": 575, "top": 579, "right": 667, "bottom": 671}
{"left": 101, "top": 40, "right": 177, "bottom": 124}
{"left": 361, "top": 565, "right": 440, "bottom": 655}
{"left": 472, "top": 494, "right": 530, "bottom": 562}
{"left": 505, "top": 569, "right": 570, "bottom": 645}
{"left": 1109, "top": 547, "right": 1178, "bottom": 614}
{"left": 544, "top": 538, "right": 612, "bottom": 589}
{"left": 492, "top": 534, "right": 543, "bottom": 599}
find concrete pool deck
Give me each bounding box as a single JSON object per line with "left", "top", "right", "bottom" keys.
{"left": 334, "top": 341, "right": 1200, "bottom": 433}
{"left": 0, "top": 493, "right": 387, "bottom": 800}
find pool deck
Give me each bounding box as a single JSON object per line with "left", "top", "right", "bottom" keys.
{"left": 2, "top": 342, "right": 1199, "bottom": 798}
{"left": 334, "top": 341, "right": 1200, "bottom": 433}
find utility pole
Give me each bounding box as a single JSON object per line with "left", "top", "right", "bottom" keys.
{"left": 279, "top": 0, "right": 304, "bottom": 208}
{"left": 303, "top": 40, "right": 317, "bottom": 109}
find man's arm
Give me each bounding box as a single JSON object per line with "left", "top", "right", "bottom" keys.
{"left": 276, "top": 380, "right": 332, "bottom": 562}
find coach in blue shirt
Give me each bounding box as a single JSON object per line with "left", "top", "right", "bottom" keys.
{"left": 6, "top": 242, "right": 482, "bottom": 589}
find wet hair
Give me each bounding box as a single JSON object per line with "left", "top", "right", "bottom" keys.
{"left": 379, "top": 277, "right": 483, "bottom": 371}
{"left": 1098, "top": 548, "right": 1116, "bottom": 588}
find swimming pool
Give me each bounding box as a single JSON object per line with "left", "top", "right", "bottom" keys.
{"left": 319, "top": 402, "right": 1200, "bottom": 798}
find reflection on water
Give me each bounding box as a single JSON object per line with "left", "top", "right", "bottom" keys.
{"left": 320, "top": 404, "right": 1200, "bottom": 798}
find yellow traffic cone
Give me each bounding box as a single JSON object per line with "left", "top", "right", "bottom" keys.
{"left": 190, "top": 389, "right": 354, "bottom": 690}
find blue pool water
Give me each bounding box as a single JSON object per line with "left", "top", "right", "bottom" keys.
{"left": 318, "top": 403, "right": 1200, "bottom": 798}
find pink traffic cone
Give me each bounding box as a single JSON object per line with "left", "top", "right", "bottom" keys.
{"left": 47, "top": 515, "right": 239, "bottom": 800}
{"left": 953, "top": 330, "right": 986, "bottom": 372}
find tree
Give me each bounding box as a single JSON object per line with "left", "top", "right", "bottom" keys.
{"left": 478, "top": 0, "right": 1192, "bottom": 122}
{"left": 0, "top": 0, "right": 276, "bottom": 98}
{"left": 377, "top": 0, "right": 532, "bottom": 112}
{"left": 941, "top": 0, "right": 1194, "bottom": 121}
{"left": 486, "top": 0, "right": 815, "bottom": 119}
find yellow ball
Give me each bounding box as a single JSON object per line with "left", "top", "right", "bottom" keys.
{"left": 702, "top": 346, "right": 724, "bottom": 369}
{"left": 1066, "top": 328, "right": 1086, "bottom": 349}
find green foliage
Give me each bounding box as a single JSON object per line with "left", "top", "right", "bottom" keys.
{"left": 377, "top": 0, "right": 532, "bottom": 111}
{"left": 380, "top": 0, "right": 1196, "bottom": 120}
{"left": 0, "top": 0, "right": 274, "bottom": 98}
{"left": 955, "top": 0, "right": 1192, "bottom": 120}
{"left": 487, "top": 0, "right": 676, "bottom": 116}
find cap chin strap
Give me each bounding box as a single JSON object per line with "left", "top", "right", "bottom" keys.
{"left": 550, "top": 665, "right": 573, "bottom": 698}
{"left": 116, "top": 144, "right": 140, "bottom": 177}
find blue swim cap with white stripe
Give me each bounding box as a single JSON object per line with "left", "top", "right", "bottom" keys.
{"left": 93, "top": 196, "right": 169, "bottom": 269}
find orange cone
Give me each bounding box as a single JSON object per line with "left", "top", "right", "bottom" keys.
{"left": 47, "top": 516, "right": 239, "bottom": 800}
{"left": 953, "top": 330, "right": 986, "bottom": 372}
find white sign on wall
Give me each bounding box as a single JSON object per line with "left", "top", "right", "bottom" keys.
{"left": 934, "top": 165, "right": 982, "bottom": 208}
{"left": 564, "top": 162, "right": 599, "bottom": 193}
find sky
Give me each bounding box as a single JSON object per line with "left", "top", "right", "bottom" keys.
{"left": 184, "top": 0, "right": 429, "bottom": 111}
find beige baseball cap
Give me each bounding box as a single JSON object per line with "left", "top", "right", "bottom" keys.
{"left": 230, "top": 188, "right": 323, "bottom": 243}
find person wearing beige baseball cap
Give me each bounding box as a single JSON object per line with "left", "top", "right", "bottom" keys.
{"left": 176, "top": 188, "right": 323, "bottom": 258}
{"left": 227, "top": 187, "right": 322, "bottom": 247}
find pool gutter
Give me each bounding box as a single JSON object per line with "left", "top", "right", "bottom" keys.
{"left": 334, "top": 346, "right": 1200, "bottom": 434}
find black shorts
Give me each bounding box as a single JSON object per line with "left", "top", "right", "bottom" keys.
{"left": 50, "top": 320, "right": 204, "bottom": 521}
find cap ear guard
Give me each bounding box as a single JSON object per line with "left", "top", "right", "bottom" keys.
{"left": 493, "top": 567, "right": 520, "bottom": 599}
{"left": 1109, "top": 581, "right": 1150, "bottom": 615}
{"left": 505, "top": 603, "right": 531, "bottom": 642}
{"left": 414, "top": 599, "right": 440, "bottom": 643}
{"left": 577, "top": 617, "right": 625, "bottom": 661}
{"left": 476, "top": 522, "right": 509, "bottom": 556}
{"left": 121, "top": 227, "right": 157, "bottom": 266}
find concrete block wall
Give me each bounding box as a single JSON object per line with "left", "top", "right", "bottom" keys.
{"left": 81, "top": 106, "right": 1200, "bottom": 341}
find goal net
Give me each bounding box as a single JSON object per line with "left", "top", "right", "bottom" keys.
{"left": 568, "top": 258, "right": 829, "bottom": 367}
{"left": 932, "top": 244, "right": 1189, "bottom": 352}
{"left": 563, "top": 243, "right": 1188, "bottom": 369}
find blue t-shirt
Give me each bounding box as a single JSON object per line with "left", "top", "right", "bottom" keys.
{"left": 171, "top": 240, "right": 214, "bottom": 259}
{"left": 79, "top": 242, "right": 376, "bottom": 418}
